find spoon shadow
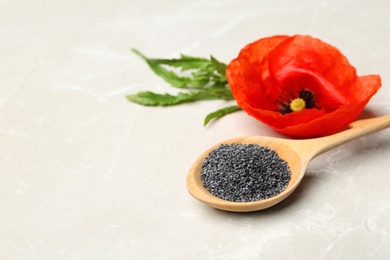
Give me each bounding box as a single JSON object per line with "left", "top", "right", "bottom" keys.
{"left": 205, "top": 173, "right": 318, "bottom": 217}
{"left": 188, "top": 114, "right": 390, "bottom": 213}
{"left": 206, "top": 133, "right": 390, "bottom": 217}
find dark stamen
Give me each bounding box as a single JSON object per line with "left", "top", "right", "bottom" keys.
{"left": 277, "top": 89, "right": 316, "bottom": 114}
{"left": 279, "top": 101, "right": 292, "bottom": 115}
{"left": 299, "top": 89, "right": 315, "bottom": 108}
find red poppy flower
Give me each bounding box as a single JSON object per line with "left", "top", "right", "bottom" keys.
{"left": 226, "top": 35, "right": 382, "bottom": 137}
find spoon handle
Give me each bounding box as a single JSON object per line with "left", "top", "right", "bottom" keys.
{"left": 295, "top": 114, "right": 390, "bottom": 162}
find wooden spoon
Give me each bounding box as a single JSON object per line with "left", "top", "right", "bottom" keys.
{"left": 186, "top": 114, "right": 390, "bottom": 212}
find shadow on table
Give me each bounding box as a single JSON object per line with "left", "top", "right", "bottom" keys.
{"left": 208, "top": 133, "right": 390, "bottom": 217}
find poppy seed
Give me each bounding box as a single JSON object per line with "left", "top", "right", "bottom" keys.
{"left": 200, "top": 143, "right": 291, "bottom": 202}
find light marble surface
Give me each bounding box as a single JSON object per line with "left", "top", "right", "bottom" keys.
{"left": 1, "top": 0, "right": 390, "bottom": 259}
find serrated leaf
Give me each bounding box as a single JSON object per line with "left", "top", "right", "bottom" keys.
{"left": 132, "top": 49, "right": 191, "bottom": 88}
{"left": 129, "top": 49, "right": 239, "bottom": 125}
{"left": 132, "top": 49, "right": 228, "bottom": 89}
{"left": 173, "top": 54, "right": 213, "bottom": 71}
{"left": 210, "top": 56, "right": 227, "bottom": 76}
{"left": 204, "top": 105, "right": 242, "bottom": 126}
{"left": 132, "top": 49, "right": 213, "bottom": 78}
{"left": 126, "top": 88, "right": 233, "bottom": 107}
{"left": 126, "top": 91, "right": 192, "bottom": 106}
{"left": 144, "top": 54, "right": 212, "bottom": 71}
{"left": 206, "top": 84, "right": 235, "bottom": 100}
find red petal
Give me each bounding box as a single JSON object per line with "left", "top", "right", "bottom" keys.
{"left": 227, "top": 35, "right": 289, "bottom": 111}
{"left": 268, "top": 35, "right": 357, "bottom": 110}
{"left": 275, "top": 74, "right": 382, "bottom": 136}
{"left": 277, "top": 103, "right": 365, "bottom": 136}
{"left": 226, "top": 35, "right": 382, "bottom": 137}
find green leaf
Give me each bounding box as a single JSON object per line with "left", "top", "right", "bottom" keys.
{"left": 131, "top": 49, "right": 228, "bottom": 89}
{"left": 126, "top": 91, "right": 191, "bottom": 106}
{"left": 164, "top": 54, "right": 212, "bottom": 71}
{"left": 138, "top": 53, "right": 212, "bottom": 71}
{"left": 210, "top": 55, "right": 227, "bottom": 76}
{"left": 204, "top": 105, "right": 242, "bottom": 126}
{"left": 205, "top": 84, "right": 234, "bottom": 100}
{"left": 132, "top": 49, "right": 191, "bottom": 88}
{"left": 129, "top": 49, "right": 239, "bottom": 125}
{"left": 126, "top": 91, "right": 167, "bottom": 106}
{"left": 126, "top": 88, "right": 233, "bottom": 106}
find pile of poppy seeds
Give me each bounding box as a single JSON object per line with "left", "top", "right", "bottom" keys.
{"left": 201, "top": 143, "right": 291, "bottom": 202}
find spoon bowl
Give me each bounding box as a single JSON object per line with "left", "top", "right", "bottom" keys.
{"left": 186, "top": 114, "right": 390, "bottom": 212}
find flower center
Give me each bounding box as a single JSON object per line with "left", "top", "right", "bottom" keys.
{"left": 290, "top": 98, "right": 306, "bottom": 112}
{"left": 277, "top": 89, "right": 316, "bottom": 115}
